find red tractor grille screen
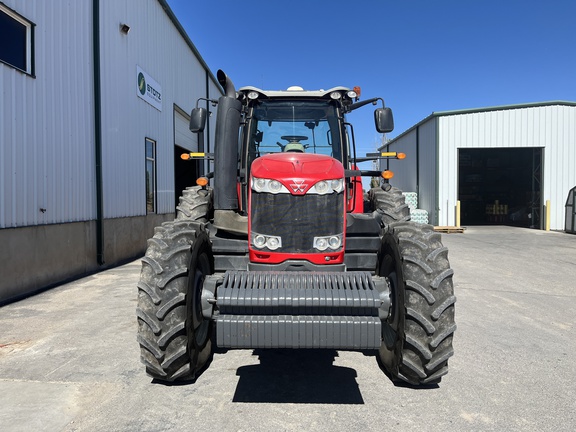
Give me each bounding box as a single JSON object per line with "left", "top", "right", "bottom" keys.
{"left": 251, "top": 192, "right": 344, "bottom": 253}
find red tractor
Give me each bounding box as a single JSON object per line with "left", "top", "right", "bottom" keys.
{"left": 136, "top": 70, "right": 456, "bottom": 386}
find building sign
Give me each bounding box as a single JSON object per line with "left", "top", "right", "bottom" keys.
{"left": 137, "top": 66, "right": 162, "bottom": 111}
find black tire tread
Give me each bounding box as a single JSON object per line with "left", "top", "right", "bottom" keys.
{"left": 381, "top": 221, "right": 456, "bottom": 385}
{"left": 369, "top": 187, "right": 411, "bottom": 225}
{"left": 176, "top": 186, "right": 213, "bottom": 221}
{"left": 137, "top": 219, "right": 207, "bottom": 382}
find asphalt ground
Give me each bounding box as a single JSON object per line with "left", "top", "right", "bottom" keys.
{"left": 1, "top": 226, "right": 575, "bottom": 432}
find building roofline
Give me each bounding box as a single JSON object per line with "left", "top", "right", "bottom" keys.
{"left": 431, "top": 100, "right": 576, "bottom": 117}
{"left": 381, "top": 100, "right": 576, "bottom": 149}
{"left": 156, "top": 0, "right": 222, "bottom": 94}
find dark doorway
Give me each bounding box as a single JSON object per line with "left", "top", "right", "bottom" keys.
{"left": 174, "top": 145, "right": 199, "bottom": 209}
{"left": 458, "top": 148, "right": 542, "bottom": 228}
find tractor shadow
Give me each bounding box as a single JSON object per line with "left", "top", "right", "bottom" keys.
{"left": 232, "top": 349, "right": 364, "bottom": 404}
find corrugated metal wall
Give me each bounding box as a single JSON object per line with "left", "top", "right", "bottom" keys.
{"left": 385, "top": 117, "right": 438, "bottom": 225}
{"left": 385, "top": 103, "right": 576, "bottom": 229}
{"left": 437, "top": 104, "right": 576, "bottom": 229}
{"left": 1, "top": 0, "right": 222, "bottom": 227}
{"left": 387, "top": 129, "right": 417, "bottom": 193}
{"left": 98, "top": 0, "right": 214, "bottom": 218}
{"left": 417, "top": 119, "right": 438, "bottom": 224}
{"left": 0, "top": 0, "right": 95, "bottom": 229}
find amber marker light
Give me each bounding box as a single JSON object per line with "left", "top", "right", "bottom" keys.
{"left": 382, "top": 170, "right": 394, "bottom": 180}
{"left": 181, "top": 153, "right": 191, "bottom": 160}
{"left": 196, "top": 177, "right": 209, "bottom": 187}
{"left": 397, "top": 152, "right": 406, "bottom": 160}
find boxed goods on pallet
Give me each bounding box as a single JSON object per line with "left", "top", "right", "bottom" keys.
{"left": 411, "top": 209, "right": 429, "bottom": 224}
{"left": 402, "top": 192, "right": 418, "bottom": 210}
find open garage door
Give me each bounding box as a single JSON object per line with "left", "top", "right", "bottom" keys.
{"left": 458, "top": 148, "right": 542, "bottom": 228}
{"left": 174, "top": 107, "right": 199, "bottom": 209}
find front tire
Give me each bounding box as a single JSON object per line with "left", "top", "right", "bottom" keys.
{"left": 377, "top": 222, "right": 456, "bottom": 385}
{"left": 136, "top": 220, "right": 214, "bottom": 382}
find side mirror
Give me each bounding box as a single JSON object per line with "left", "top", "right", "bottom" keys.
{"left": 189, "top": 107, "right": 207, "bottom": 133}
{"left": 375, "top": 107, "right": 394, "bottom": 133}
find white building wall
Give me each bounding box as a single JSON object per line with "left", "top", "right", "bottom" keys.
{"left": 98, "top": 0, "right": 213, "bottom": 218}
{"left": 437, "top": 104, "right": 576, "bottom": 229}
{"left": 0, "top": 0, "right": 95, "bottom": 229}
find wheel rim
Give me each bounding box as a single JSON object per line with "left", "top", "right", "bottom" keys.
{"left": 191, "top": 252, "right": 210, "bottom": 348}
{"left": 382, "top": 270, "right": 398, "bottom": 349}
{"left": 378, "top": 238, "right": 405, "bottom": 371}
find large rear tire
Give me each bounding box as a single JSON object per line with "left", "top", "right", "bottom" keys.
{"left": 136, "top": 220, "right": 214, "bottom": 382}
{"left": 377, "top": 221, "right": 456, "bottom": 385}
{"left": 369, "top": 187, "right": 411, "bottom": 225}
{"left": 176, "top": 186, "right": 213, "bottom": 221}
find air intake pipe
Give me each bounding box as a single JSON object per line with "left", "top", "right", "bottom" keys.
{"left": 214, "top": 70, "right": 241, "bottom": 211}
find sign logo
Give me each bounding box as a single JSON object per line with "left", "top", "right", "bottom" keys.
{"left": 290, "top": 180, "right": 308, "bottom": 194}
{"left": 136, "top": 66, "right": 162, "bottom": 111}
{"left": 138, "top": 72, "right": 146, "bottom": 95}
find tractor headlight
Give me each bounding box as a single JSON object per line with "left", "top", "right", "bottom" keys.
{"left": 328, "top": 235, "right": 341, "bottom": 249}
{"left": 253, "top": 234, "right": 266, "bottom": 248}
{"left": 269, "top": 180, "right": 282, "bottom": 193}
{"left": 309, "top": 178, "right": 344, "bottom": 195}
{"left": 253, "top": 178, "right": 267, "bottom": 192}
{"left": 315, "top": 180, "right": 329, "bottom": 194}
{"left": 251, "top": 177, "right": 290, "bottom": 194}
{"left": 252, "top": 232, "right": 282, "bottom": 251}
{"left": 313, "top": 234, "right": 342, "bottom": 251}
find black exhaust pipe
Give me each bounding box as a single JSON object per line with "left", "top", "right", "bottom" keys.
{"left": 213, "top": 70, "right": 241, "bottom": 211}
{"left": 218, "top": 69, "right": 237, "bottom": 99}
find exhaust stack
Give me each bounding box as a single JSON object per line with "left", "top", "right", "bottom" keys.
{"left": 213, "top": 70, "right": 241, "bottom": 211}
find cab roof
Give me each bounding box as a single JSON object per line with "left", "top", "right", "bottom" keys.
{"left": 238, "top": 85, "right": 352, "bottom": 99}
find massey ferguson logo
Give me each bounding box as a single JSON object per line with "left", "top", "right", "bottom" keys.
{"left": 290, "top": 180, "right": 308, "bottom": 194}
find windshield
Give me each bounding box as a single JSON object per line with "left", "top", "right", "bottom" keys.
{"left": 245, "top": 100, "right": 344, "bottom": 166}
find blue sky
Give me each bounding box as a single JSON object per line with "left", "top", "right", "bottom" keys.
{"left": 166, "top": 0, "right": 576, "bottom": 159}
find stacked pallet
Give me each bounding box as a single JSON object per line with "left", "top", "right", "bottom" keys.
{"left": 402, "top": 192, "right": 429, "bottom": 224}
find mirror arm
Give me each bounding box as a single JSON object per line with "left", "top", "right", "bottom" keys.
{"left": 196, "top": 97, "right": 219, "bottom": 108}
{"left": 347, "top": 97, "right": 383, "bottom": 112}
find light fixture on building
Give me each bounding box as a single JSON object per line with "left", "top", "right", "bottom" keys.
{"left": 120, "top": 23, "right": 130, "bottom": 34}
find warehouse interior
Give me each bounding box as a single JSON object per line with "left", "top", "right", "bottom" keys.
{"left": 458, "top": 148, "right": 542, "bottom": 228}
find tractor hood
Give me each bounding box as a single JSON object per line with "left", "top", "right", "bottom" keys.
{"left": 251, "top": 153, "right": 344, "bottom": 195}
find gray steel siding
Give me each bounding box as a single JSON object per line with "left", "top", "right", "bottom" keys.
{"left": 437, "top": 105, "right": 576, "bottom": 229}
{"left": 417, "top": 119, "right": 438, "bottom": 225}
{"left": 383, "top": 118, "right": 438, "bottom": 224}
{"left": 0, "top": 0, "right": 95, "bottom": 229}
{"left": 99, "top": 0, "right": 208, "bottom": 217}
{"left": 386, "top": 130, "right": 417, "bottom": 192}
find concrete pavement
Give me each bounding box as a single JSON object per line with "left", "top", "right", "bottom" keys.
{"left": 1, "top": 226, "right": 575, "bottom": 431}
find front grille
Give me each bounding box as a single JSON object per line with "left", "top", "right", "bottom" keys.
{"left": 251, "top": 192, "right": 344, "bottom": 253}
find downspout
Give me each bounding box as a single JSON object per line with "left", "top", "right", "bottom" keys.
{"left": 416, "top": 126, "right": 420, "bottom": 199}
{"left": 434, "top": 116, "right": 440, "bottom": 226}
{"left": 93, "top": 0, "right": 105, "bottom": 265}
{"left": 204, "top": 69, "right": 210, "bottom": 176}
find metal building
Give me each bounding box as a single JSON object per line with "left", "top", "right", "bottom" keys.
{"left": 0, "top": 0, "right": 222, "bottom": 303}
{"left": 382, "top": 102, "right": 576, "bottom": 230}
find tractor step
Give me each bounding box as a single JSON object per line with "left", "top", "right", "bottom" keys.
{"left": 207, "top": 270, "right": 389, "bottom": 349}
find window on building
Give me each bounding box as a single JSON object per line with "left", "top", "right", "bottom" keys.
{"left": 145, "top": 138, "right": 157, "bottom": 214}
{"left": 0, "top": 4, "right": 35, "bottom": 75}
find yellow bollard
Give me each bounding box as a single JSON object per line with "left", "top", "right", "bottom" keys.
{"left": 545, "top": 199, "right": 551, "bottom": 231}
{"left": 456, "top": 200, "right": 461, "bottom": 228}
